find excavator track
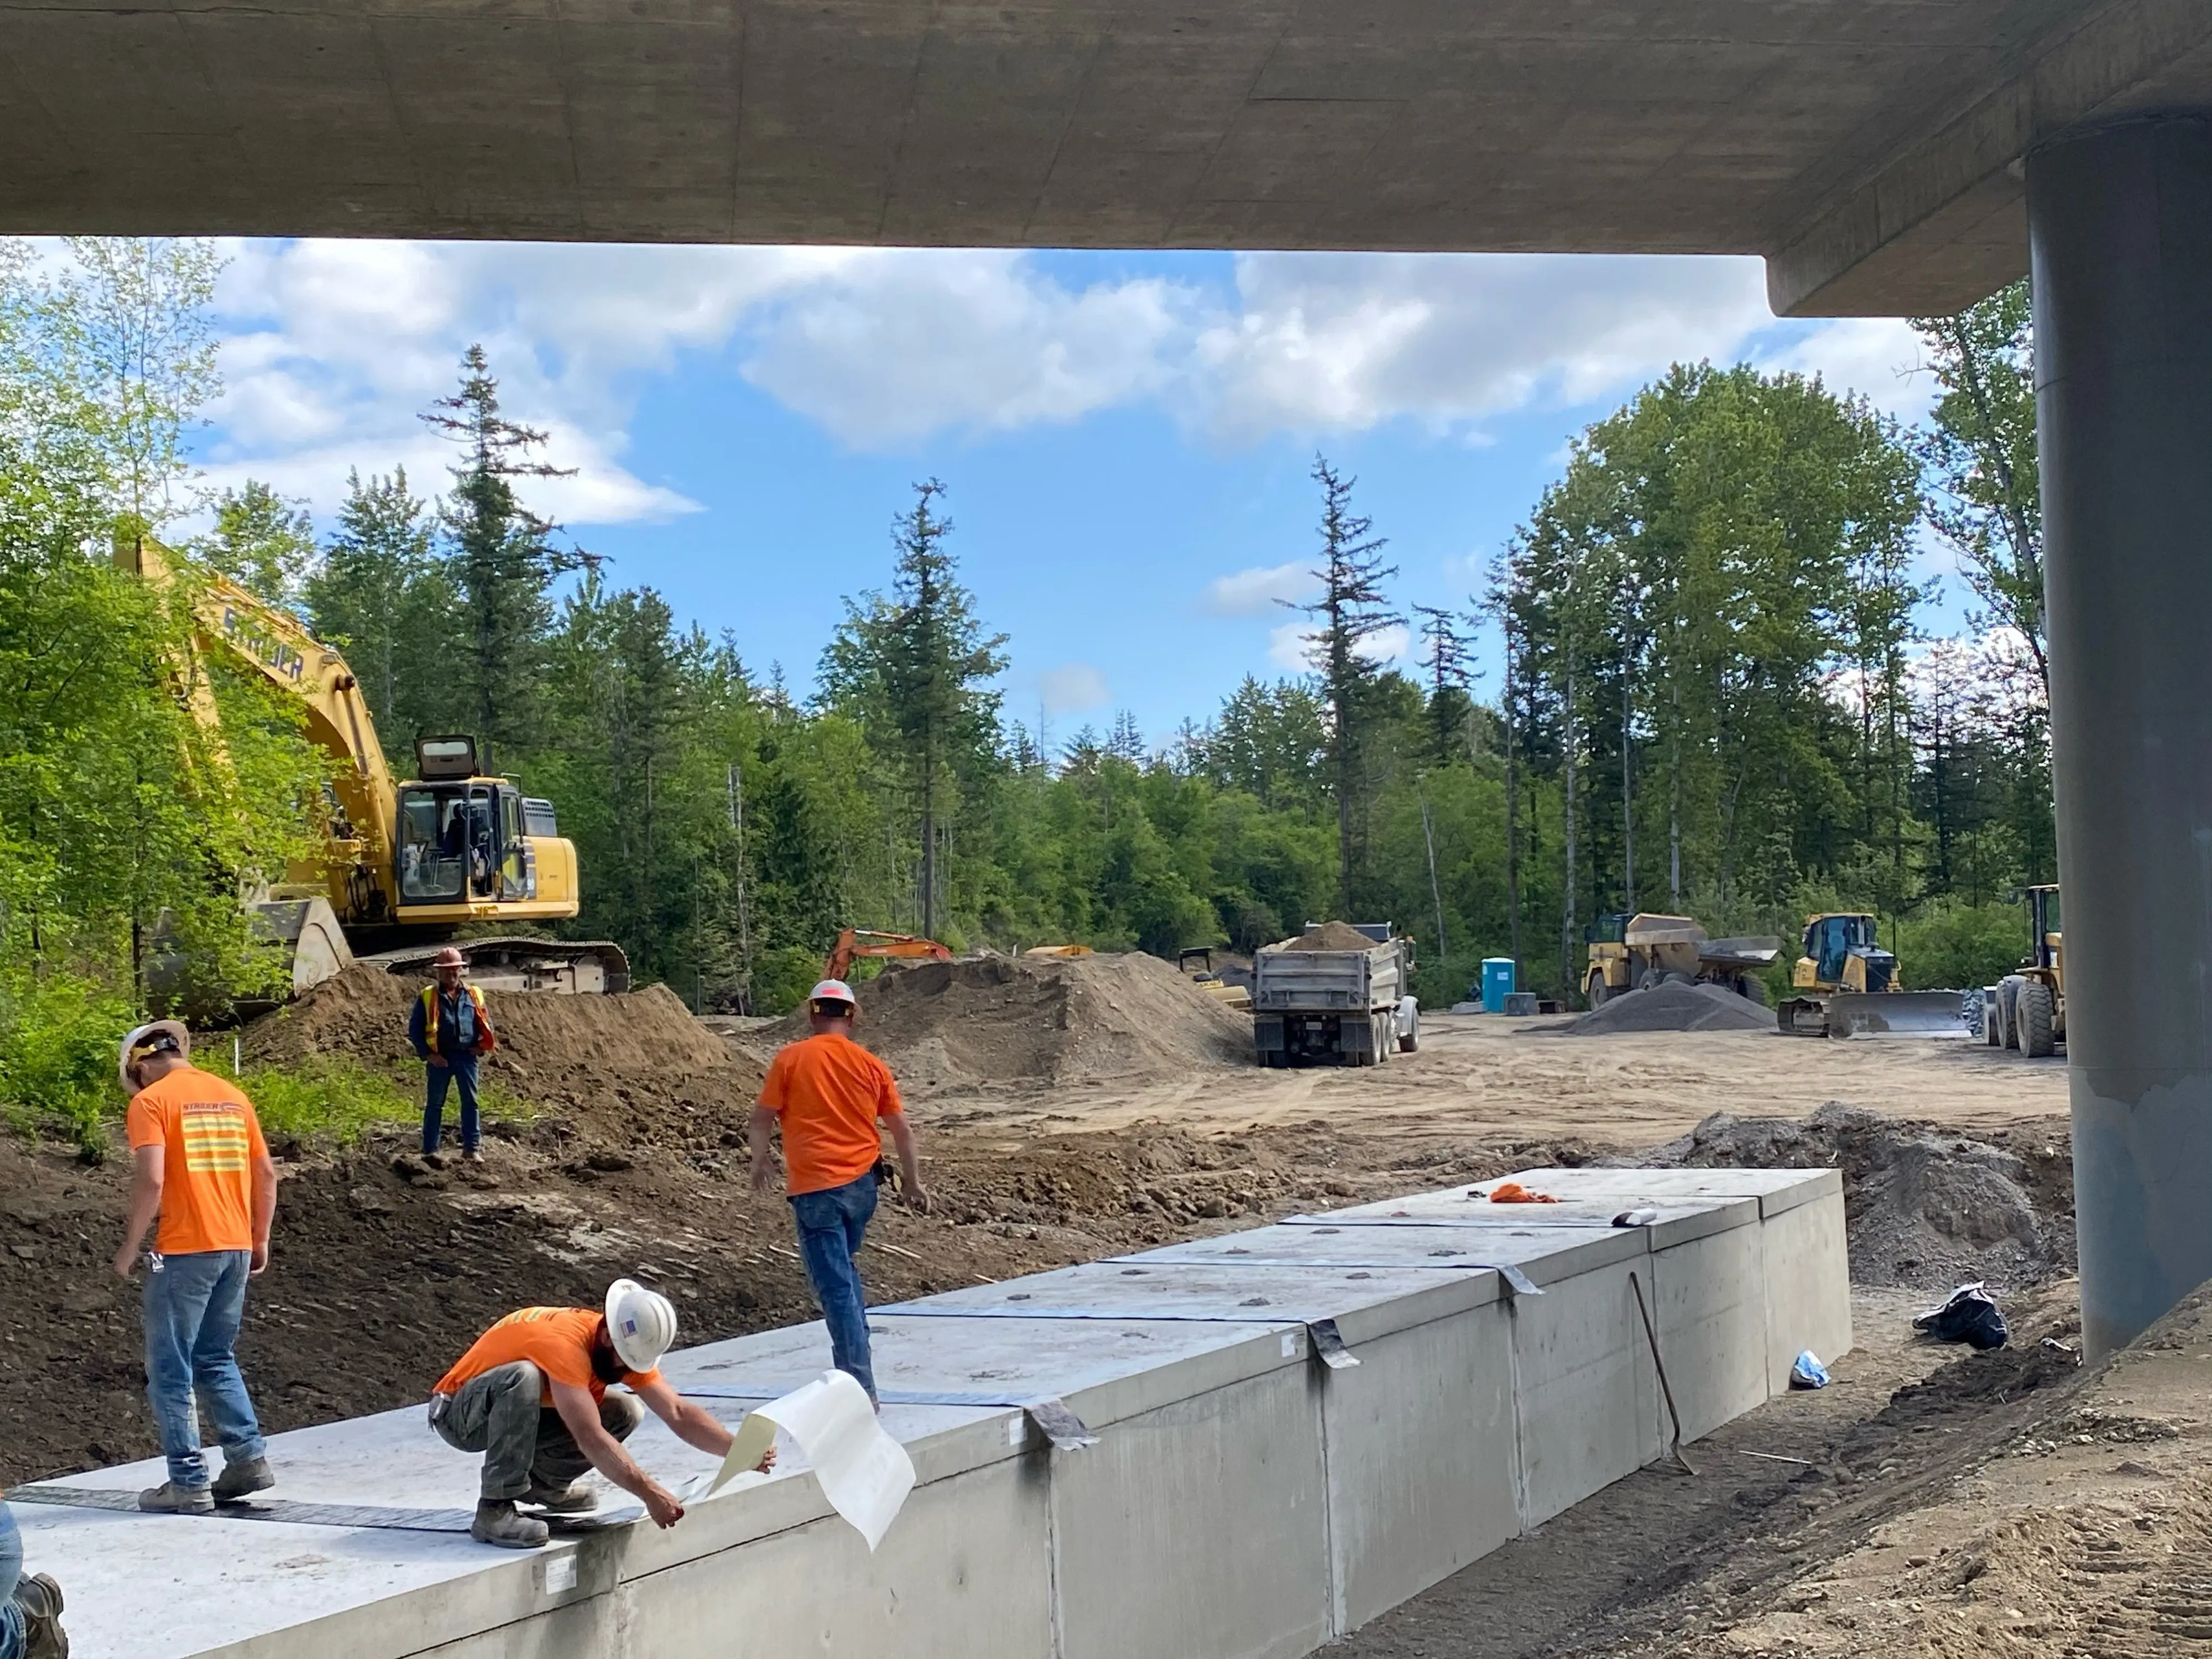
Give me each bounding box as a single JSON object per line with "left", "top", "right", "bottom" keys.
{"left": 357, "top": 937, "right": 632, "bottom": 994}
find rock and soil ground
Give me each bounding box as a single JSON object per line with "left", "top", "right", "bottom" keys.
{"left": 0, "top": 968, "right": 2110, "bottom": 1659}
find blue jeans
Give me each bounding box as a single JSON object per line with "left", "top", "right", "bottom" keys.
{"left": 790, "top": 1173, "right": 879, "bottom": 1400}
{"left": 422, "top": 1051, "right": 480, "bottom": 1154}
{"left": 144, "top": 1249, "right": 267, "bottom": 1489}
{"left": 0, "top": 1501, "right": 23, "bottom": 1659}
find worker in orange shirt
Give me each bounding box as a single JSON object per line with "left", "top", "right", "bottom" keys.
{"left": 427, "top": 1280, "right": 774, "bottom": 1549}
{"left": 750, "top": 978, "right": 928, "bottom": 1404}
{"left": 112, "top": 1021, "right": 279, "bottom": 1515}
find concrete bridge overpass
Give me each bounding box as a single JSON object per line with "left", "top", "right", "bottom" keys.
{"left": 6, "top": 0, "right": 2212, "bottom": 1355}
{"left": 0, "top": 0, "right": 2203, "bottom": 315}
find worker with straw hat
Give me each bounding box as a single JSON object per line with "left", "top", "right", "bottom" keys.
{"left": 112, "top": 1020, "right": 278, "bottom": 1515}
{"left": 408, "top": 946, "right": 497, "bottom": 1161}
{"left": 428, "top": 1280, "right": 773, "bottom": 1549}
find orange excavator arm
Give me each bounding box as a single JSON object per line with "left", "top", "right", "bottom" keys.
{"left": 824, "top": 928, "right": 953, "bottom": 980}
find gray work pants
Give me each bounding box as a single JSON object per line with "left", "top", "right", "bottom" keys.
{"left": 430, "top": 1361, "right": 644, "bottom": 1500}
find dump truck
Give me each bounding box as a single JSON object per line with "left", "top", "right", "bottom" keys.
{"left": 1776, "top": 912, "right": 1964, "bottom": 1037}
{"left": 1582, "top": 912, "right": 1781, "bottom": 1007}
{"left": 1983, "top": 884, "right": 2064, "bottom": 1057}
{"left": 122, "top": 535, "right": 628, "bottom": 1006}
{"left": 1252, "top": 924, "right": 1417, "bottom": 1067}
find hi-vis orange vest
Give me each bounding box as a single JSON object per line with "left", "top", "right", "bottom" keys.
{"left": 421, "top": 984, "right": 497, "bottom": 1055}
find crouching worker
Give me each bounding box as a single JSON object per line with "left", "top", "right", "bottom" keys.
{"left": 428, "top": 1280, "right": 774, "bottom": 1549}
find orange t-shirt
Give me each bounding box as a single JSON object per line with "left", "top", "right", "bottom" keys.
{"left": 126, "top": 1066, "right": 268, "bottom": 1255}
{"left": 433, "top": 1306, "right": 663, "bottom": 1406}
{"left": 759, "top": 1032, "right": 903, "bottom": 1196}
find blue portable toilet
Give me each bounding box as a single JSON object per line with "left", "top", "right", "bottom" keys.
{"left": 1481, "top": 957, "right": 1517, "bottom": 1014}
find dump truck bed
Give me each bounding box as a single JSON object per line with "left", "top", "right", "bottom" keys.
{"left": 1252, "top": 942, "right": 1407, "bottom": 1014}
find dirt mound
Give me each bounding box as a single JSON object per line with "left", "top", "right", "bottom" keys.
{"left": 757, "top": 951, "right": 1252, "bottom": 1088}
{"left": 241, "top": 964, "right": 757, "bottom": 1144}
{"left": 1636, "top": 1101, "right": 2075, "bottom": 1290}
{"left": 1275, "top": 921, "right": 1380, "bottom": 952}
{"left": 1567, "top": 978, "right": 1773, "bottom": 1035}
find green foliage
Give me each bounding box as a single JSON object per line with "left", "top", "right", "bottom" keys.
{"left": 303, "top": 466, "right": 463, "bottom": 746}
{"left": 195, "top": 1048, "right": 530, "bottom": 1147}
{"left": 0, "top": 967, "right": 133, "bottom": 1156}
{"left": 201, "top": 479, "right": 315, "bottom": 607}
{"left": 1894, "top": 899, "right": 2036, "bottom": 997}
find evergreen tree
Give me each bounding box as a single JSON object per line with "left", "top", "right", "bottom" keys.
{"left": 303, "top": 467, "right": 460, "bottom": 744}
{"left": 819, "top": 481, "right": 1008, "bottom": 940}
{"left": 1292, "top": 456, "right": 1400, "bottom": 916}
{"left": 202, "top": 478, "right": 314, "bottom": 608}
{"left": 1412, "top": 603, "right": 1476, "bottom": 767}
{"left": 422, "top": 345, "right": 586, "bottom": 765}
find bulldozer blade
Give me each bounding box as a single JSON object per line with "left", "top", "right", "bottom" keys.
{"left": 1819, "top": 991, "right": 1969, "bottom": 1039}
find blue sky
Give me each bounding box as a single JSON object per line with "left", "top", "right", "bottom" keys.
{"left": 189, "top": 241, "right": 1951, "bottom": 748}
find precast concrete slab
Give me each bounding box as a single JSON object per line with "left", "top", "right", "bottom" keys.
{"left": 14, "top": 1167, "right": 1831, "bottom": 1659}
{"left": 888, "top": 1258, "right": 1521, "bottom": 1634}
{"left": 1135, "top": 1218, "right": 1650, "bottom": 1286}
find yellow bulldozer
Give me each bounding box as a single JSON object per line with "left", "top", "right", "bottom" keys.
{"left": 1984, "top": 884, "right": 2064, "bottom": 1057}
{"left": 1581, "top": 912, "right": 1780, "bottom": 1007}
{"left": 122, "top": 536, "right": 628, "bottom": 1005}
{"left": 1776, "top": 912, "right": 1962, "bottom": 1037}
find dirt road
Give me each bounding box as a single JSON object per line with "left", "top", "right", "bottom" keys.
{"left": 917, "top": 1012, "right": 2070, "bottom": 1146}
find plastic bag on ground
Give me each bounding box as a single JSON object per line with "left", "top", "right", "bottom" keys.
{"left": 1913, "top": 1281, "right": 2010, "bottom": 1350}
{"left": 1789, "top": 1350, "right": 1830, "bottom": 1389}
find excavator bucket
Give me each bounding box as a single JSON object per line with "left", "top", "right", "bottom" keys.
{"left": 1781, "top": 990, "right": 1969, "bottom": 1038}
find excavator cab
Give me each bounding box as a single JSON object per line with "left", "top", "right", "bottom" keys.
{"left": 395, "top": 737, "right": 542, "bottom": 905}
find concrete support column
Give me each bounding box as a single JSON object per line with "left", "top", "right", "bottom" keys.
{"left": 2028, "top": 115, "right": 2212, "bottom": 1357}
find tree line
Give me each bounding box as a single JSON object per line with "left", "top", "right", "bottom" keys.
{"left": 1, "top": 236, "right": 2052, "bottom": 1136}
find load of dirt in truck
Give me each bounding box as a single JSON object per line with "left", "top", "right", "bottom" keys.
{"left": 1566, "top": 977, "right": 1775, "bottom": 1036}
{"left": 241, "top": 963, "right": 758, "bottom": 1141}
{"left": 1274, "top": 920, "right": 1382, "bottom": 953}
{"left": 757, "top": 951, "right": 1252, "bottom": 1088}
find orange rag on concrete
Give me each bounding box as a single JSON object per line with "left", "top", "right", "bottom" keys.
{"left": 1486, "top": 1181, "right": 1559, "bottom": 1204}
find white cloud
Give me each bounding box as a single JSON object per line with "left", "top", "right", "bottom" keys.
{"left": 1268, "top": 621, "right": 1319, "bottom": 672}
{"left": 129, "top": 237, "right": 1943, "bottom": 533}
{"left": 1192, "top": 253, "right": 1775, "bottom": 441}
{"left": 1756, "top": 317, "right": 1933, "bottom": 424}
{"left": 739, "top": 253, "right": 1189, "bottom": 448}
{"left": 1202, "top": 559, "right": 1315, "bottom": 617}
{"left": 1036, "top": 662, "right": 1110, "bottom": 716}
{"left": 1358, "top": 622, "right": 1413, "bottom": 667}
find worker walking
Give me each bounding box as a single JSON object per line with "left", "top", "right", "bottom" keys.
{"left": 112, "top": 1021, "right": 278, "bottom": 1515}
{"left": 0, "top": 1501, "right": 67, "bottom": 1659}
{"left": 750, "top": 979, "right": 928, "bottom": 1405}
{"left": 409, "top": 947, "right": 496, "bottom": 1161}
{"left": 428, "top": 1281, "right": 773, "bottom": 1549}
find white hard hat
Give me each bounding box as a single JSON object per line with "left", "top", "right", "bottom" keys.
{"left": 807, "top": 979, "right": 857, "bottom": 1006}
{"left": 119, "top": 1020, "right": 191, "bottom": 1093}
{"left": 604, "top": 1278, "right": 678, "bottom": 1373}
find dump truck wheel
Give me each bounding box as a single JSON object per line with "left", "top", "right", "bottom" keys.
{"left": 2017, "top": 981, "right": 2057, "bottom": 1057}
{"left": 1586, "top": 975, "right": 1609, "bottom": 1009}
{"left": 1736, "top": 976, "right": 1768, "bottom": 1006}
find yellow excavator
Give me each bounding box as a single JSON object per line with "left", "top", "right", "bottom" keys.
{"left": 1775, "top": 912, "right": 1961, "bottom": 1037}
{"left": 121, "top": 536, "right": 628, "bottom": 1003}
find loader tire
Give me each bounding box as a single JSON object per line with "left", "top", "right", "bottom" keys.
{"left": 2017, "top": 981, "right": 2057, "bottom": 1058}
{"left": 1998, "top": 977, "right": 2025, "bottom": 1051}
{"left": 1983, "top": 989, "right": 2005, "bottom": 1046}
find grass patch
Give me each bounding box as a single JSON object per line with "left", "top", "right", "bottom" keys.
{"left": 199, "top": 1050, "right": 534, "bottom": 1149}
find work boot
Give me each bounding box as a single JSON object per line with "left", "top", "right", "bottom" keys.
{"left": 520, "top": 1481, "right": 597, "bottom": 1515}
{"left": 12, "top": 1571, "right": 68, "bottom": 1659}
{"left": 471, "top": 1499, "right": 550, "bottom": 1549}
{"left": 138, "top": 1482, "right": 214, "bottom": 1515}
{"left": 212, "top": 1455, "right": 274, "bottom": 1503}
